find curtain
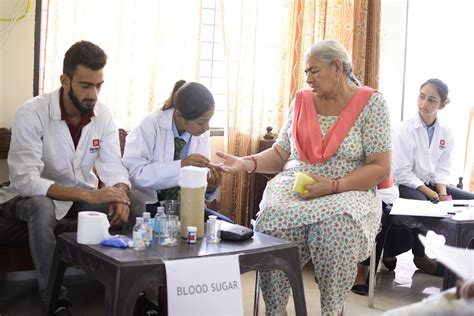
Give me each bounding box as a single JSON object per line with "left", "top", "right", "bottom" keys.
{"left": 289, "top": 0, "right": 381, "bottom": 93}
{"left": 220, "top": 0, "right": 381, "bottom": 224}
{"left": 219, "top": 0, "right": 298, "bottom": 224}
{"left": 41, "top": 0, "right": 202, "bottom": 130}
{"left": 315, "top": 0, "right": 380, "bottom": 88}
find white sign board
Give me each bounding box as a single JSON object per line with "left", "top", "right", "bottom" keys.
{"left": 164, "top": 254, "right": 243, "bottom": 316}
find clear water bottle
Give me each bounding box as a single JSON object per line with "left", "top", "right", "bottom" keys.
{"left": 133, "top": 217, "right": 146, "bottom": 251}
{"left": 142, "top": 212, "right": 153, "bottom": 246}
{"left": 154, "top": 206, "right": 166, "bottom": 238}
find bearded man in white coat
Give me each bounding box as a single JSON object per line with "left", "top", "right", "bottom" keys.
{"left": 0, "top": 41, "right": 131, "bottom": 315}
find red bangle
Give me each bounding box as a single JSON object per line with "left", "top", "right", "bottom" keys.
{"left": 272, "top": 146, "right": 285, "bottom": 163}
{"left": 332, "top": 179, "right": 339, "bottom": 194}
{"left": 246, "top": 156, "right": 257, "bottom": 173}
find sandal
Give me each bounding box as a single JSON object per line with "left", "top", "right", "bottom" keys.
{"left": 351, "top": 284, "right": 369, "bottom": 296}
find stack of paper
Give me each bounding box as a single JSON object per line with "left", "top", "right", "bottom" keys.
{"left": 390, "top": 198, "right": 454, "bottom": 217}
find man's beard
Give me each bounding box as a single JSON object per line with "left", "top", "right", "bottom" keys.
{"left": 68, "top": 86, "right": 95, "bottom": 115}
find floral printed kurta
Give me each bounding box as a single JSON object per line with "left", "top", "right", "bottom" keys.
{"left": 255, "top": 92, "right": 392, "bottom": 260}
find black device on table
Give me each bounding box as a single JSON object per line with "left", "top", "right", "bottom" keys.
{"left": 219, "top": 222, "right": 254, "bottom": 241}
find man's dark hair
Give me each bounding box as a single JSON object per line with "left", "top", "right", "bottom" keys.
{"left": 63, "top": 41, "right": 107, "bottom": 78}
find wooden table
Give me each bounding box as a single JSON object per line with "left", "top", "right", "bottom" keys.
{"left": 42, "top": 231, "right": 307, "bottom": 316}
{"left": 390, "top": 215, "right": 474, "bottom": 289}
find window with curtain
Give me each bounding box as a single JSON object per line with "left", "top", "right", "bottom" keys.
{"left": 39, "top": 0, "right": 209, "bottom": 131}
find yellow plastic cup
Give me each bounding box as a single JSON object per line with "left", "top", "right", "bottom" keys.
{"left": 292, "top": 172, "right": 315, "bottom": 193}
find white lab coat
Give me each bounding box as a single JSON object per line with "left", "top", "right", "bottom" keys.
{"left": 0, "top": 88, "right": 131, "bottom": 219}
{"left": 392, "top": 113, "right": 453, "bottom": 189}
{"left": 123, "top": 108, "right": 211, "bottom": 203}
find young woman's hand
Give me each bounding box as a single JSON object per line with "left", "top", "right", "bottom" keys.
{"left": 418, "top": 185, "right": 439, "bottom": 202}
{"left": 215, "top": 151, "right": 250, "bottom": 173}
{"left": 438, "top": 194, "right": 450, "bottom": 202}
{"left": 207, "top": 164, "right": 222, "bottom": 190}
{"left": 181, "top": 153, "right": 210, "bottom": 168}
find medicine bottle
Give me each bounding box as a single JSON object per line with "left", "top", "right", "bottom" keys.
{"left": 187, "top": 226, "right": 197, "bottom": 244}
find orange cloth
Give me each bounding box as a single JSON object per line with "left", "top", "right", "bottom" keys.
{"left": 292, "top": 86, "right": 392, "bottom": 188}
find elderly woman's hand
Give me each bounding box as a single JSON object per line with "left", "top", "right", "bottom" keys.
{"left": 215, "top": 151, "right": 250, "bottom": 173}
{"left": 299, "top": 174, "right": 333, "bottom": 199}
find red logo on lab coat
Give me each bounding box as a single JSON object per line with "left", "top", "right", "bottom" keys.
{"left": 439, "top": 139, "right": 446, "bottom": 150}
{"left": 90, "top": 139, "right": 100, "bottom": 153}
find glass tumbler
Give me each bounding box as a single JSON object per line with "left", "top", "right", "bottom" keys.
{"left": 159, "top": 215, "right": 180, "bottom": 246}
{"left": 160, "top": 200, "right": 180, "bottom": 218}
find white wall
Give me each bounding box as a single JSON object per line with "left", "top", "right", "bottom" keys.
{"left": 403, "top": 0, "right": 474, "bottom": 184}
{"left": 0, "top": 0, "right": 36, "bottom": 127}
{"left": 379, "top": 0, "right": 474, "bottom": 187}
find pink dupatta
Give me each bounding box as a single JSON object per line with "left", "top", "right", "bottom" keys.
{"left": 292, "top": 86, "right": 392, "bottom": 189}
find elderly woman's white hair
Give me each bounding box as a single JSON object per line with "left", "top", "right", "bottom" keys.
{"left": 306, "top": 40, "right": 361, "bottom": 87}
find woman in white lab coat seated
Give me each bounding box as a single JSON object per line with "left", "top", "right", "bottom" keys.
{"left": 123, "top": 80, "right": 232, "bottom": 223}
{"left": 384, "top": 78, "right": 474, "bottom": 276}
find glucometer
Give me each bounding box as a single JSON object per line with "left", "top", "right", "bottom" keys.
{"left": 219, "top": 222, "right": 254, "bottom": 241}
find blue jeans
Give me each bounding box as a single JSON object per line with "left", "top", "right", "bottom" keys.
{"left": 1, "top": 196, "right": 113, "bottom": 302}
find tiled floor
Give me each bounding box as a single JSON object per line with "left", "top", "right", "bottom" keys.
{"left": 0, "top": 251, "right": 443, "bottom": 316}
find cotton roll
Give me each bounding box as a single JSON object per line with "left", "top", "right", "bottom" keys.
{"left": 77, "top": 211, "right": 111, "bottom": 245}
{"left": 179, "top": 166, "right": 208, "bottom": 188}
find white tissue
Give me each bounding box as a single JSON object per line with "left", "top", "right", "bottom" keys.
{"left": 77, "top": 211, "right": 111, "bottom": 245}
{"left": 179, "top": 166, "right": 208, "bottom": 188}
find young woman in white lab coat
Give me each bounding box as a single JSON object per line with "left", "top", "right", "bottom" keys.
{"left": 123, "top": 80, "right": 232, "bottom": 222}
{"left": 123, "top": 80, "right": 232, "bottom": 315}
{"left": 384, "top": 78, "right": 474, "bottom": 275}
